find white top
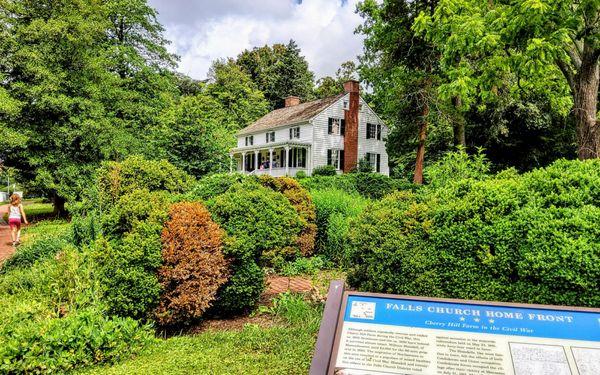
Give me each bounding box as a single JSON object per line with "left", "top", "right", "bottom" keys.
{"left": 8, "top": 205, "right": 21, "bottom": 220}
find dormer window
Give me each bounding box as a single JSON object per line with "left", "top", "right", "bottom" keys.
{"left": 289, "top": 127, "right": 300, "bottom": 139}
{"left": 328, "top": 118, "right": 345, "bottom": 135}
{"left": 245, "top": 135, "right": 254, "bottom": 146}
{"left": 266, "top": 131, "right": 275, "bottom": 143}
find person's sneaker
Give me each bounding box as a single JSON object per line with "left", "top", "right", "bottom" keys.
{"left": 12, "top": 241, "right": 16, "bottom": 247}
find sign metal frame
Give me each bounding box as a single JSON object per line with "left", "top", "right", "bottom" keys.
{"left": 310, "top": 280, "right": 600, "bottom": 375}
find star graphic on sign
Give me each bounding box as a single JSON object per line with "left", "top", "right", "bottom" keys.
{"left": 489, "top": 319, "right": 495, "bottom": 324}
{"left": 459, "top": 317, "right": 465, "bottom": 321}
{"left": 474, "top": 318, "right": 480, "bottom": 322}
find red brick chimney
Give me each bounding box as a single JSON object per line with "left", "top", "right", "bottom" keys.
{"left": 343, "top": 80, "right": 359, "bottom": 172}
{"left": 285, "top": 96, "right": 300, "bottom": 107}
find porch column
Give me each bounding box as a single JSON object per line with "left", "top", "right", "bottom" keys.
{"left": 285, "top": 146, "right": 290, "bottom": 175}
{"left": 242, "top": 152, "right": 246, "bottom": 173}
{"left": 307, "top": 147, "right": 311, "bottom": 176}
{"left": 254, "top": 150, "right": 259, "bottom": 171}
{"left": 229, "top": 153, "right": 233, "bottom": 173}
{"left": 269, "top": 148, "right": 273, "bottom": 174}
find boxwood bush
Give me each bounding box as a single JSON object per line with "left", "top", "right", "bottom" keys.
{"left": 346, "top": 155, "right": 600, "bottom": 307}
{"left": 206, "top": 183, "right": 303, "bottom": 314}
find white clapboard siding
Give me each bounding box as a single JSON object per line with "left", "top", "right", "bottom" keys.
{"left": 237, "top": 122, "right": 312, "bottom": 148}
{"left": 357, "top": 97, "right": 390, "bottom": 176}
{"left": 310, "top": 94, "right": 348, "bottom": 170}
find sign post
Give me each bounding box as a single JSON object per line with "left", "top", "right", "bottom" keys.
{"left": 311, "top": 281, "right": 600, "bottom": 375}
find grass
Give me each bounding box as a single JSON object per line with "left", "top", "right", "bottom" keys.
{"left": 78, "top": 294, "right": 323, "bottom": 375}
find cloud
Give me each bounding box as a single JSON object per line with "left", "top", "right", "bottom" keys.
{"left": 148, "top": 0, "right": 365, "bottom": 80}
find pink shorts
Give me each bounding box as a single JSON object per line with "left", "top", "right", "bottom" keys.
{"left": 8, "top": 218, "right": 21, "bottom": 230}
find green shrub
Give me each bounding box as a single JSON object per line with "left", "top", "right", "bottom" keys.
{"left": 206, "top": 183, "right": 303, "bottom": 314}
{"left": 96, "top": 155, "right": 194, "bottom": 208}
{"left": 312, "top": 165, "right": 337, "bottom": 176}
{"left": 187, "top": 173, "right": 247, "bottom": 201}
{"left": 424, "top": 148, "right": 490, "bottom": 188}
{"left": 0, "top": 309, "right": 153, "bottom": 374}
{"left": 310, "top": 189, "right": 369, "bottom": 264}
{"left": 207, "top": 183, "right": 303, "bottom": 265}
{"left": 211, "top": 259, "right": 265, "bottom": 316}
{"left": 347, "top": 158, "right": 600, "bottom": 307}
{"left": 299, "top": 175, "right": 358, "bottom": 193}
{"left": 295, "top": 170, "right": 307, "bottom": 179}
{"left": 280, "top": 256, "right": 328, "bottom": 276}
{"left": 258, "top": 175, "right": 317, "bottom": 257}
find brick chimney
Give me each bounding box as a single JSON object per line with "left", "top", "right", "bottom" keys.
{"left": 343, "top": 80, "right": 359, "bottom": 172}
{"left": 285, "top": 96, "right": 301, "bottom": 107}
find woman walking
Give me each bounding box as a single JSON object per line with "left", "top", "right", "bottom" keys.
{"left": 8, "top": 194, "right": 27, "bottom": 247}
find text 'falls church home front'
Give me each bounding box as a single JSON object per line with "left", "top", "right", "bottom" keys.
{"left": 229, "top": 80, "right": 390, "bottom": 176}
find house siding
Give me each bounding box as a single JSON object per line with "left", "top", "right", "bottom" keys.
{"left": 234, "top": 95, "right": 389, "bottom": 176}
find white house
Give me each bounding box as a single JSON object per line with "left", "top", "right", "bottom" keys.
{"left": 230, "top": 80, "right": 389, "bottom": 176}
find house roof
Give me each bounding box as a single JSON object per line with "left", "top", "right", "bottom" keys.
{"left": 237, "top": 93, "right": 345, "bottom": 136}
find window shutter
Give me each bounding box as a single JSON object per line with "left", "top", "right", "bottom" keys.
{"left": 327, "top": 149, "right": 332, "bottom": 166}
{"left": 340, "top": 119, "right": 345, "bottom": 135}
{"left": 366, "top": 123, "right": 371, "bottom": 139}
{"left": 328, "top": 118, "right": 333, "bottom": 134}
{"left": 376, "top": 154, "right": 381, "bottom": 172}
{"left": 377, "top": 124, "right": 382, "bottom": 140}
{"left": 340, "top": 150, "right": 345, "bottom": 170}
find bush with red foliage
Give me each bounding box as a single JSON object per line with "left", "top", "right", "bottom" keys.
{"left": 156, "top": 202, "right": 230, "bottom": 326}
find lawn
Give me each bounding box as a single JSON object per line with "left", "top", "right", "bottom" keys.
{"left": 78, "top": 294, "right": 323, "bottom": 375}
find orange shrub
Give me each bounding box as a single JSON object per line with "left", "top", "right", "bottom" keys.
{"left": 156, "top": 202, "right": 230, "bottom": 326}
{"left": 258, "top": 175, "right": 317, "bottom": 256}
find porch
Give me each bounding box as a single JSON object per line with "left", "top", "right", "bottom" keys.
{"left": 230, "top": 142, "right": 312, "bottom": 177}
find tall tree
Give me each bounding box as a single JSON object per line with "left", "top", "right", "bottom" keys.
{"left": 415, "top": 0, "right": 600, "bottom": 159}
{"left": 315, "top": 60, "right": 360, "bottom": 98}
{"left": 0, "top": 0, "right": 177, "bottom": 214}
{"left": 357, "top": 0, "right": 445, "bottom": 183}
{"left": 236, "top": 40, "right": 315, "bottom": 108}
{"left": 206, "top": 59, "right": 269, "bottom": 131}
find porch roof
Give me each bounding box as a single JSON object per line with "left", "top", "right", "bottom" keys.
{"left": 230, "top": 140, "right": 311, "bottom": 154}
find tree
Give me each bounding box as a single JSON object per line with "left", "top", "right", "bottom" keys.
{"left": 206, "top": 59, "right": 269, "bottom": 131}
{"left": 357, "top": 0, "right": 446, "bottom": 183}
{"left": 236, "top": 40, "right": 315, "bottom": 108}
{"left": 315, "top": 61, "right": 360, "bottom": 98}
{"left": 415, "top": 0, "right": 600, "bottom": 159}
{"left": 0, "top": 0, "right": 177, "bottom": 214}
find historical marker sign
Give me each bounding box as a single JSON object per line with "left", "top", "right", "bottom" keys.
{"left": 310, "top": 282, "right": 600, "bottom": 375}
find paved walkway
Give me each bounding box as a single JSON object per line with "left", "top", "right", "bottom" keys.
{"left": 265, "top": 275, "right": 313, "bottom": 295}
{"left": 0, "top": 204, "right": 14, "bottom": 262}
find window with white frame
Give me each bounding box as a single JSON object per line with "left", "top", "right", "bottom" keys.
{"left": 327, "top": 149, "right": 345, "bottom": 170}
{"left": 343, "top": 100, "right": 349, "bottom": 110}
{"left": 366, "top": 123, "right": 382, "bottom": 140}
{"left": 289, "top": 127, "right": 300, "bottom": 139}
{"left": 328, "top": 118, "right": 345, "bottom": 135}
{"left": 266, "top": 131, "right": 275, "bottom": 143}
{"left": 245, "top": 135, "right": 254, "bottom": 146}
{"left": 366, "top": 152, "right": 381, "bottom": 172}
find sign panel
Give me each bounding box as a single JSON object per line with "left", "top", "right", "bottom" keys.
{"left": 332, "top": 295, "right": 600, "bottom": 375}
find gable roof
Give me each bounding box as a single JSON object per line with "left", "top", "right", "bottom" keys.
{"left": 237, "top": 93, "right": 345, "bottom": 136}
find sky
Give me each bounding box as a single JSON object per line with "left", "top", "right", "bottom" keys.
{"left": 147, "top": 0, "right": 365, "bottom": 80}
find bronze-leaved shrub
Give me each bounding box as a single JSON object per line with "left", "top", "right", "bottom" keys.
{"left": 156, "top": 202, "right": 230, "bottom": 326}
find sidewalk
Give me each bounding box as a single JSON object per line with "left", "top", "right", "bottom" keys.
{"left": 0, "top": 204, "right": 14, "bottom": 262}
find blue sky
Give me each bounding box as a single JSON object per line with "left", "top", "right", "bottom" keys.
{"left": 147, "top": 0, "right": 365, "bottom": 80}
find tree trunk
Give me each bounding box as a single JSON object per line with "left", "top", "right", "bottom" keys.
{"left": 413, "top": 102, "right": 430, "bottom": 185}
{"left": 574, "top": 49, "right": 600, "bottom": 159}
{"left": 452, "top": 96, "right": 466, "bottom": 147}
{"left": 52, "top": 193, "right": 66, "bottom": 218}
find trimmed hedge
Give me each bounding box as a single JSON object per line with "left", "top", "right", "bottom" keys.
{"left": 300, "top": 173, "right": 412, "bottom": 199}
{"left": 346, "top": 156, "right": 600, "bottom": 307}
